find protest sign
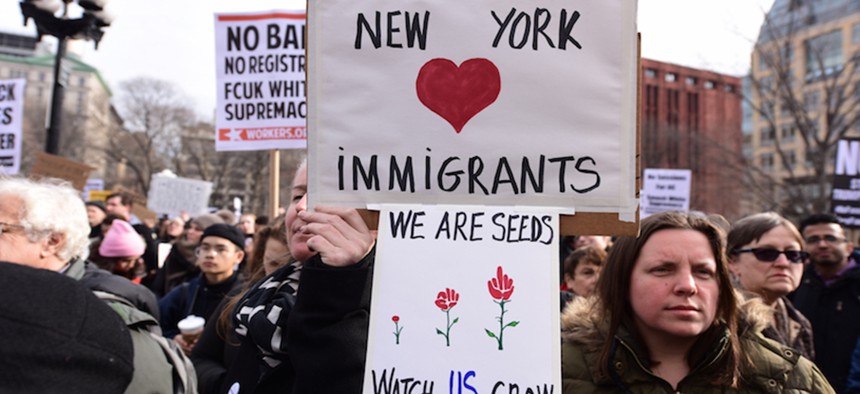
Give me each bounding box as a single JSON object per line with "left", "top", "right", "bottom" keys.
{"left": 833, "top": 138, "right": 860, "bottom": 228}
{"left": 0, "top": 79, "right": 25, "bottom": 175}
{"left": 147, "top": 176, "right": 213, "bottom": 218}
{"left": 214, "top": 11, "right": 307, "bottom": 151}
{"left": 83, "top": 178, "right": 104, "bottom": 200}
{"left": 364, "top": 204, "right": 560, "bottom": 394}
{"left": 30, "top": 152, "right": 95, "bottom": 191}
{"left": 88, "top": 190, "right": 112, "bottom": 202}
{"left": 307, "top": 1, "right": 639, "bottom": 223}
{"left": 641, "top": 168, "right": 691, "bottom": 218}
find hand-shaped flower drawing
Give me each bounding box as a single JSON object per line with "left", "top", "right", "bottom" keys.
{"left": 435, "top": 288, "right": 460, "bottom": 346}
{"left": 485, "top": 266, "right": 519, "bottom": 350}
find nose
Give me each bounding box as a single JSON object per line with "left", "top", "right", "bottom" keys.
{"left": 296, "top": 194, "right": 308, "bottom": 212}
{"left": 673, "top": 270, "right": 697, "bottom": 296}
{"left": 772, "top": 253, "right": 791, "bottom": 267}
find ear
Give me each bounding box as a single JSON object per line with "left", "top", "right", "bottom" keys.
{"left": 233, "top": 249, "right": 245, "bottom": 264}
{"left": 727, "top": 257, "right": 741, "bottom": 276}
{"left": 40, "top": 232, "right": 66, "bottom": 259}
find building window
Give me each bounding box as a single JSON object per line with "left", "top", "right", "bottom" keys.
{"left": 38, "top": 72, "right": 45, "bottom": 82}
{"left": 685, "top": 76, "right": 697, "bottom": 86}
{"left": 78, "top": 77, "right": 86, "bottom": 87}
{"left": 853, "top": 23, "right": 860, "bottom": 45}
{"left": 644, "top": 68, "right": 657, "bottom": 78}
{"left": 77, "top": 92, "right": 85, "bottom": 113}
{"left": 781, "top": 126, "right": 796, "bottom": 142}
{"left": 805, "top": 30, "right": 843, "bottom": 81}
{"left": 761, "top": 153, "right": 775, "bottom": 171}
{"left": 724, "top": 84, "right": 735, "bottom": 93}
{"left": 803, "top": 91, "right": 820, "bottom": 112}
{"left": 37, "top": 87, "right": 43, "bottom": 99}
{"left": 760, "top": 127, "right": 776, "bottom": 146}
{"left": 665, "top": 72, "right": 677, "bottom": 82}
{"left": 785, "top": 151, "right": 797, "bottom": 169}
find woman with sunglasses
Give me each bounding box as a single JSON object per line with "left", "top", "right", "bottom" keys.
{"left": 727, "top": 212, "right": 815, "bottom": 360}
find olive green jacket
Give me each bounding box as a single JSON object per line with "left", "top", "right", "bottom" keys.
{"left": 561, "top": 297, "right": 834, "bottom": 393}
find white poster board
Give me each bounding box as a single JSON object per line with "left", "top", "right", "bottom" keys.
{"left": 308, "top": 1, "right": 638, "bottom": 217}
{"left": 364, "top": 205, "right": 560, "bottom": 393}
{"left": 214, "top": 11, "right": 307, "bottom": 151}
{"left": 641, "top": 168, "right": 691, "bottom": 218}
{"left": 0, "top": 79, "right": 24, "bottom": 175}
{"left": 83, "top": 178, "right": 104, "bottom": 200}
{"left": 147, "top": 176, "right": 213, "bottom": 218}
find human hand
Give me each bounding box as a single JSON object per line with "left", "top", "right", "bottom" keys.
{"left": 297, "top": 205, "right": 375, "bottom": 267}
{"left": 173, "top": 333, "right": 196, "bottom": 356}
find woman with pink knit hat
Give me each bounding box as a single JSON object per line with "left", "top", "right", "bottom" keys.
{"left": 90, "top": 220, "right": 147, "bottom": 283}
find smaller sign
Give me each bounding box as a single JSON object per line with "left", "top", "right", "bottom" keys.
{"left": 88, "top": 190, "right": 112, "bottom": 202}
{"left": 641, "top": 168, "right": 692, "bottom": 218}
{"left": 0, "top": 79, "right": 25, "bottom": 175}
{"left": 30, "top": 152, "right": 96, "bottom": 191}
{"left": 83, "top": 179, "right": 104, "bottom": 200}
{"left": 214, "top": 11, "right": 307, "bottom": 151}
{"left": 147, "top": 176, "right": 213, "bottom": 218}
{"left": 833, "top": 138, "right": 860, "bottom": 228}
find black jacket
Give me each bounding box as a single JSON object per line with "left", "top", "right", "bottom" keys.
{"left": 790, "top": 262, "right": 860, "bottom": 393}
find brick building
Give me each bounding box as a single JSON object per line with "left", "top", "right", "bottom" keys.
{"left": 640, "top": 58, "right": 744, "bottom": 220}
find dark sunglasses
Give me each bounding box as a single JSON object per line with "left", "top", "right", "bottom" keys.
{"left": 733, "top": 248, "right": 809, "bottom": 263}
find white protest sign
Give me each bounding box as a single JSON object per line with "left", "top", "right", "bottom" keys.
{"left": 0, "top": 79, "right": 24, "bottom": 175}
{"left": 147, "top": 176, "right": 213, "bottom": 217}
{"left": 364, "top": 205, "right": 560, "bottom": 394}
{"left": 83, "top": 178, "right": 104, "bottom": 200}
{"left": 641, "top": 168, "right": 692, "bottom": 218}
{"left": 214, "top": 11, "right": 307, "bottom": 151}
{"left": 308, "top": 2, "right": 638, "bottom": 214}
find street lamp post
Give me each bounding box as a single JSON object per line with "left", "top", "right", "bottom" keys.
{"left": 19, "top": 0, "right": 113, "bottom": 155}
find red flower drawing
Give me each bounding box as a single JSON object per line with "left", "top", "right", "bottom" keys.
{"left": 435, "top": 288, "right": 459, "bottom": 311}
{"left": 435, "top": 288, "right": 460, "bottom": 346}
{"left": 485, "top": 266, "right": 519, "bottom": 350}
{"left": 392, "top": 315, "right": 403, "bottom": 345}
{"left": 488, "top": 266, "right": 514, "bottom": 301}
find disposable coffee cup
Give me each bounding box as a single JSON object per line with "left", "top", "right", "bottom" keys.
{"left": 177, "top": 315, "right": 205, "bottom": 343}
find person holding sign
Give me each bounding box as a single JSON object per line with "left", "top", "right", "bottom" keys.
{"left": 561, "top": 211, "right": 832, "bottom": 393}
{"left": 726, "top": 212, "right": 814, "bottom": 360}
{"left": 228, "top": 161, "right": 375, "bottom": 393}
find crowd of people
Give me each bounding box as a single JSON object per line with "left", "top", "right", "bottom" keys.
{"left": 1, "top": 162, "right": 859, "bottom": 393}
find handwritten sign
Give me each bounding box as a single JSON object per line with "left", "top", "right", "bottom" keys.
{"left": 364, "top": 205, "right": 560, "bottom": 394}
{"left": 308, "top": 1, "right": 638, "bottom": 216}
{"left": 0, "top": 79, "right": 25, "bottom": 175}
{"left": 147, "top": 176, "right": 213, "bottom": 217}
{"left": 641, "top": 168, "right": 691, "bottom": 218}
{"left": 30, "top": 152, "right": 95, "bottom": 191}
{"left": 214, "top": 11, "right": 307, "bottom": 151}
{"left": 833, "top": 138, "right": 860, "bottom": 228}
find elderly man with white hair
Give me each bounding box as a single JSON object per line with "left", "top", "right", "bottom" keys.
{"left": 0, "top": 176, "right": 158, "bottom": 316}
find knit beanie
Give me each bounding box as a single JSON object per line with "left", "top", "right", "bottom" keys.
{"left": 191, "top": 213, "right": 224, "bottom": 231}
{"left": 85, "top": 200, "right": 107, "bottom": 214}
{"left": 201, "top": 223, "right": 246, "bottom": 250}
{"left": 0, "top": 262, "right": 134, "bottom": 392}
{"left": 99, "top": 220, "right": 146, "bottom": 258}
{"left": 215, "top": 209, "right": 236, "bottom": 225}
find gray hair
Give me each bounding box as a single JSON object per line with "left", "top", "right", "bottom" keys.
{"left": 0, "top": 176, "right": 90, "bottom": 262}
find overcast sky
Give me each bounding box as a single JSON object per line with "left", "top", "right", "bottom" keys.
{"left": 0, "top": 0, "right": 775, "bottom": 117}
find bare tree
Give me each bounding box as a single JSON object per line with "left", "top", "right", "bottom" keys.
{"left": 744, "top": 4, "right": 860, "bottom": 221}
{"left": 109, "top": 77, "right": 198, "bottom": 195}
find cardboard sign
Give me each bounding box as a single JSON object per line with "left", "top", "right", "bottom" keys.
{"left": 88, "top": 190, "right": 112, "bottom": 202}
{"left": 364, "top": 205, "right": 560, "bottom": 394}
{"left": 0, "top": 79, "right": 23, "bottom": 175}
{"left": 30, "top": 152, "right": 95, "bottom": 191}
{"left": 214, "top": 11, "right": 308, "bottom": 151}
{"left": 641, "top": 168, "right": 691, "bottom": 218}
{"left": 147, "top": 176, "right": 213, "bottom": 218}
{"left": 833, "top": 138, "right": 860, "bottom": 228}
{"left": 307, "top": 1, "right": 639, "bottom": 219}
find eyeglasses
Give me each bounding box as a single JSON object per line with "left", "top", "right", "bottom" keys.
{"left": 195, "top": 245, "right": 236, "bottom": 257}
{"left": 0, "top": 222, "right": 25, "bottom": 236}
{"left": 804, "top": 235, "right": 846, "bottom": 245}
{"left": 733, "top": 248, "right": 809, "bottom": 263}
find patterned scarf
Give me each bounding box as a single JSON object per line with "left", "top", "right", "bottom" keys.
{"left": 233, "top": 261, "right": 302, "bottom": 370}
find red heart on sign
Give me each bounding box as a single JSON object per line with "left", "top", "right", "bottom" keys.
{"left": 416, "top": 58, "right": 501, "bottom": 133}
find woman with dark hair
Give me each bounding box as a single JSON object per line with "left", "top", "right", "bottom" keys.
{"left": 727, "top": 212, "right": 815, "bottom": 360}
{"left": 561, "top": 211, "right": 832, "bottom": 393}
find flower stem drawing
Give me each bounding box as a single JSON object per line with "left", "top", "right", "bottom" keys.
{"left": 485, "top": 266, "right": 519, "bottom": 350}
{"left": 435, "top": 288, "right": 460, "bottom": 347}
{"left": 392, "top": 315, "right": 403, "bottom": 345}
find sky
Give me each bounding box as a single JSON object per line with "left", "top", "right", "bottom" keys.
{"left": 0, "top": 0, "right": 776, "bottom": 117}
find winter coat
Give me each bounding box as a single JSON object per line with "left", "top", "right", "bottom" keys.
{"left": 159, "top": 273, "right": 243, "bottom": 339}
{"left": 65, "top": 257, "right": 160, "bottom": 320}
{"left": 561, "top": 296, "right": 834, "bottom": 393}
{"left": 790, "top": 262, "right": 860, "bottom": 393}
